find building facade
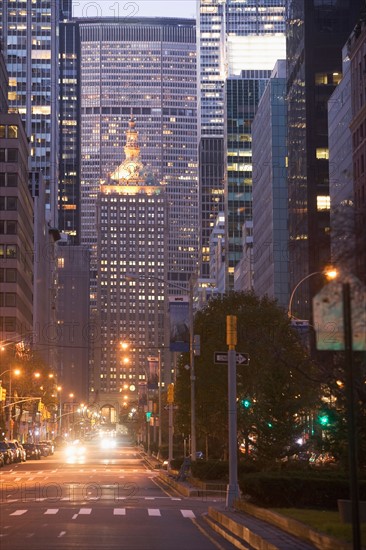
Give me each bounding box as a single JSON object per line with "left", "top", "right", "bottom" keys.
{"left": 286, "top": 0, "right": 364, "bottom": 319}
{"left": 328, "top": 44, "right": 355, "bottom": 274}
{"left": 349, "top": 16, "right": 366, "bottom": 283}
{"left": 252, "top": 60, "right": 288, "bottom": 309}
{"left": 197, "top": 0, "right": 286, "bottom": 283}
{"left": 56, "top": 245, "right": 90, "bottom": 405}
{"left": 0, "top": 0, "right": 60, "bottom": 226}
{"left": 77, "top": 18, "right": 197, "bottom": 314}
{"left": 0, "top": 116, "right": 33, "bottom": 341}
{"left": 95, "top": 118, "right": 168, "bottom": 421}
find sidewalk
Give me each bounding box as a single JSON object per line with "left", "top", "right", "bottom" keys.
{"left": 146, "top": 458, "right": 354, "bottom": 550}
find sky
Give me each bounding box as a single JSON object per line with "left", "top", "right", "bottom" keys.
{"left": 72, "top": 0, "right": 197, "bottom": 19}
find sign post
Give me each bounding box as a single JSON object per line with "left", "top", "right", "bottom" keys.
{"left": 226, "top": 315, "right": 240, "bottom": 508}
{"left": 313, "top": 275, "right": 366, "bottom": 550}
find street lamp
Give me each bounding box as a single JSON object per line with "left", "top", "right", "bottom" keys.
{"left": 288, "top": 268, "right": 337, "bottom": 319}
{"left": 125, "top": 271, "right": 197, "bottom": 462}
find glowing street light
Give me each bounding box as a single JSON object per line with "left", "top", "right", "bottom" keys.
{"left": 288, "top": 268, "right": 338, "bottom": 319}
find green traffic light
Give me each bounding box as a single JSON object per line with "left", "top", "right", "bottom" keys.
{"left": 319, "top": 414, "right": 329, "bottom": 426}
{"left": 241, "top": 398, "right": 251, "bottom": 409}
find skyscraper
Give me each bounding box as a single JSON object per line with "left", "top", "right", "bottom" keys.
{"left": 95, "top": 117, "right": 168, "bottom": 419}
{"left": 286, "top": 0, "right": 364, "bottom": 319}
{"left": 0, "top": 0, "right": 60, "bottom": 226}
{"left": 77, "top": 17, "right": 197, "bottom": 315}
{"left": 197, "top": 0, "right": 286, "bottom": 283}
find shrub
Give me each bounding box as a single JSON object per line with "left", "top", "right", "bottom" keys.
{"left": 239, "top": 472, "right": 366, "bottom": 509}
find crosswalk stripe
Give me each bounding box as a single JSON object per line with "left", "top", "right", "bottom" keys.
{"left": 44, "top": 509, "right": 59, "bottom": 515}
{"left": 148, "top": 508, "right": 161, "bottom": 516}
{"left": 113, "top": 508, "right": 126, "bottom": 515}
{"left": 10, "top": 510, "right": 27, "bottom": 516}
{"left": 181, "top": 510, "right": 195, "bottom": 518}
{"left": 78, "top": 508, "right": 92, "bottom": 514}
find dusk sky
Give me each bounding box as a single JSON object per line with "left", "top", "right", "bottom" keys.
{"left": 72, "top": 0, "right": 197, "bottom": 19}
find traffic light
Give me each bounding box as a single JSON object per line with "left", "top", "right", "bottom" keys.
{"left": 318, "top": 411, "right": 330, "bottom": 427}
{"left": 241, "top": 398, "right": 251, "bottom": 409}
{"left": 146, "top": 411, "right": 152, "bottom": 422}
{"left": 167, "top": 383, "right": 174, "bottom": 404}
{"left": 0, "top": 387, "right": 6, "bottom": 401}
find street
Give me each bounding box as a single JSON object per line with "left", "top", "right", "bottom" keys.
{"left": 0, "top": 438, "right": 234, "bottom": 550}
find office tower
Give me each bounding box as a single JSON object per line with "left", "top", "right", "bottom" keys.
{"left": 286, "top": 0, "right": 363, "bottom": 320}
{"left": 0, "top": 0, "right": 60, "bottom": 226}
{"left": 77, "top": 17, "right": 197, "bottom": 314}
{"left": 30, "top": 170, "right": 60, "bottom": 374}
{"left": 349, "top": 17, "right": 366, "bottom": 283}
{"left": 0, "top": 47, "right": 33, "bottom": 341}
{"left": 95, "top": 118, "right": 168, "bottom": 419}
{"left": 56, "top": 245, "right": 90, "bottom": 403}
{"left": 252, "top": 60, "right": 288, "bottom": 309}
{"left": 197, "top": 0, "right": 286, "bottom": 283}
{"left": 328, "top": 44, "right": 355, "bottom": 274}
{"left": 59, "top": 20, "right": 81, "bottom": 243}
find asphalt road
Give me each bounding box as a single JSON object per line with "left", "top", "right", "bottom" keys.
{"left": 0, "top": 437, "right": 235, "bottom": 550}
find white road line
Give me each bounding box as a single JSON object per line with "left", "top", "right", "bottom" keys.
{"left": 171, "top": 497, "right": 182, "bottom": 501}
{"left": 148, "top": 509, "right": 161, "bottom": 517}
{"left": 44, "top": 509, "right": 59, "bottom": 515}
{"left": 78, "top": 508, "right": 92, "bottom": 515}
{"left": 25, "top": 533, "right": 35, "bottom": 538}
{"left": 58, "top": 531, "right": 66, "bottom": 537}
{"left": 181, "top": 510, "right": 195, "bottom": 518}
{"left": 145, "top": 497, "right": 155, "bottom": 500}
{"left": 6, "top": 499, "right": 18, "bottom": 503}
{"left": 113, "top": 508, "right": 126, "bottom": 515}
{"left": 10, "top": 510, "right": 27, "bottom": 516}
{"left": 14, "top": 478, "right": 21, "bottom": 482}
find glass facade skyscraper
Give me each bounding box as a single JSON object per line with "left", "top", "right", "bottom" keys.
{"left": 0, "top": 0, "right": 60, "bottom": 226}
{"left": 198, "top": 0, "right": 286, "bottom": 283}
{"left": 286, "top": 0, "right": 363, "bottom": 319}
{"left": 77, "top": 18, "right": 197, "bottom": 310}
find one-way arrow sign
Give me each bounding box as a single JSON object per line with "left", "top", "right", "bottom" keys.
{"left": 214, "top": 351, "right": 250, "bottom": 365}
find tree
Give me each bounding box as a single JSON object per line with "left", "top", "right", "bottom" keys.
{"left": 175, "top": 291, "right": 320, "bottom": 462}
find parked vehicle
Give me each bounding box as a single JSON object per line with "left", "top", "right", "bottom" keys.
{"left": 37, "top": 442, "right": 51, "bottom": 457}
{"left": 23, "top": 443, "right": 41, "bottom": 460}
{"left": 40, "top": 440, "right": 54, "bottom": 455}
{"left": 9, "top": 440, "right": 27, "bottom": 462}
{"left": 7, "top": 441, "right": 22, "bottom": 462}
{"left": 0, "top": 441, "right": 14, "bottom": 464}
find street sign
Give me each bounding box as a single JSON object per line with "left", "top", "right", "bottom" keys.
{"left": 214, "top": 351, "right": 250, "bottom": 365}
{"left": 313, "top": 274, "right": 366, "bottom": 351}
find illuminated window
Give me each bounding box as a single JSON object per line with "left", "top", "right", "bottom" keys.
{"left": 317, "top": 196, "right": 330, "bottom": 211}
{"left": 316, "top": 148, "right": 329, "bottom": 160}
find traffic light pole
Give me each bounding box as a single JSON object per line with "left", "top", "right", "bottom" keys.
{"left": 226, "top": 316, "right": 240, "bottom": 508}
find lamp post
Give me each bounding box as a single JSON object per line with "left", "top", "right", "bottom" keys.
{"left": 125, "top": 271, "right": 197, "bottom": 462}
{"left": 288, "top": 269, "right": 337, "bottom": 319}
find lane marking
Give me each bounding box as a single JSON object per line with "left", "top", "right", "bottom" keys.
{"left": 10, "top": 510, "right": 27, "bottom": 516}
{"left": 148, "top": 508, "right": 161, "bottom": 516}
{"left": 44, "top": 509, "right": 59, "bottom": 515}
{"left": 181, "top": 510, "right": 195, "bottom": 518}
{"left": 58, "top": 531, "right": 66, "bottom": 538}
{"left": 113, "top": 508, "right": 126, "bottom": 515}
{"left": 72, "top": 514, "right": 78, "bottom": 519}
{"left": 79, "top": 508, "right": 92, "bottom": 515}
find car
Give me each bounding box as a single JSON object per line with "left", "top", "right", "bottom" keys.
{"left": 9, "top": 440, "right": 27, "bottom": 462}
{"left": 37, "top": 442, "right": 50, "bottom": 457}
{"left": 23, "top": 443, "right": 41, "bottom": 460}
{"left": 7, "top": 441, "right": 22, "bottom": 462}
{"left": 0, "top": 441, "right": 14, "bottom": 464}
{"left": 40, "top": 440, "right": 55, "bottom": 455}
